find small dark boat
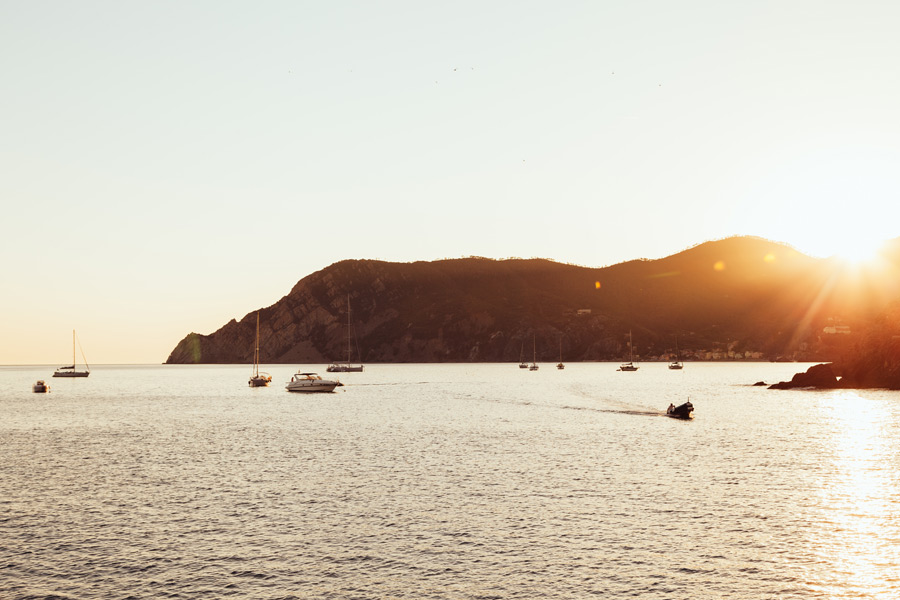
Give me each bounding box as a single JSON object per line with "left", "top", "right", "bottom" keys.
{"left": 33, "top": 380, "right": 50, "bottom": 393}
{"left": 666, "top": 401, "right": 693, "bottom": 419}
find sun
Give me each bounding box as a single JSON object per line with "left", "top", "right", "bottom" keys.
{"left": 830, "top": 238, "right": 886, "bottom": 266}
{"left": 799, "top": 234, "right": 887, "bottom": 266}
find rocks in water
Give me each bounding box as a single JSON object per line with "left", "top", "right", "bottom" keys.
{"left": 752, "top": 381, "right": 767, "bottom": 386}
{"left": 768, "top": 363, "right": 839, "bottom": 390}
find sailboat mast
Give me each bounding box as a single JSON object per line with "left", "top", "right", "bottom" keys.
{"left": 72, "top": 329, "right": 76, "bottom": 366}
{"left": 347, "top": 294, "right": 352, "bottom": 365}
{"left": 253, "top": 312, "right": 260, "bottom": 377}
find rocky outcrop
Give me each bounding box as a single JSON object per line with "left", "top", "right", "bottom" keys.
{"left": 769, "top": 363, "right": 840, "bottom": 389}
{"left": 166, "top": 257, "right": 619, "bottom": 364}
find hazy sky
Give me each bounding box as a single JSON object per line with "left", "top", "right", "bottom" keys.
{"left": 4, "top": 1, "right": 900, "bottom": 364}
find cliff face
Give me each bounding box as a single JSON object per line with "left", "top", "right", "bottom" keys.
{"left": 165, "top": 236, "right": 900, "bottom": 364}
{"left": 167, "top": 258, "right": 616, "bottom": 364}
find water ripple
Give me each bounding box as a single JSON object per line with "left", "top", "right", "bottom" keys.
{"left": 2, "top": 363, "right": 900, "bottom": 598}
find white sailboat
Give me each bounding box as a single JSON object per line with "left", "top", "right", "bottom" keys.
{"left": 518, "top": 341, "right": 528, "bottom": 368}
{"left": 327, "top": 295, "right": 364, "bottom": 372}
{"left": 618, "top": 330, "right": 639, "bottom": 371}
{"left": 53, "top": 330, "right": 90, "bottom": 378}
{"left": 557, "top": 338, "right": 565, "bottom": 370}
{"left": 529, "top": 335, "right": 539, "bottom": 371}
{"left": 249, "top": 312, "right": 272, "bottom": 387}
{"left": 668, "top": 336, "right": 684, "bottom": 370}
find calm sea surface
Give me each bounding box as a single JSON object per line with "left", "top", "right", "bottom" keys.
{"left": 2, "top": 362, "right": 900, "bottom": 599}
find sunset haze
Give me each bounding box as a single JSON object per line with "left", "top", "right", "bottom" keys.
{"left": 3, "top": 1, "right": 900, "bottom": 363}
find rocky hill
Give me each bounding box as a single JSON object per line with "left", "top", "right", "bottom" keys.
{"left": 165, "top": 236, "right": 900, "bottom": 364}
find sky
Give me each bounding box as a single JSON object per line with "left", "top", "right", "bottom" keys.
{"left": 3, "top": 1, "right": 900, "bottom": 364}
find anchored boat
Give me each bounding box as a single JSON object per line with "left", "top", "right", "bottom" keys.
{"left": 286, "top": 372, "right": 342, "bottom": 393}
{"left": 249, "top": 312, "right": 272, "bottom": 387}
{"left": 53, "top": 330, "right": 90, "bottom": 378}
{"left": 327, "top": 295, "right": 364, "bottom": 373}
{"left": 618, "top": 330, "right": 639, "bottom": 371}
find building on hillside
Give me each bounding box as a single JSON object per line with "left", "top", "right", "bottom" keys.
{"left": 823, "top": 325, "right": 851, "bottom": 334}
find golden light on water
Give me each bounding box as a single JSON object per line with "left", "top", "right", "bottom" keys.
{"left": 801, "top": 391, "right": 899, "bottom": 596}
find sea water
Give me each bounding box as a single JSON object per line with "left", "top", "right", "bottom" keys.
{"left": 2, "top": 362, "right": 899, "bottom": 599}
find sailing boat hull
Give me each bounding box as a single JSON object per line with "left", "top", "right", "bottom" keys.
{"left": 326, "top": 364, "right": 364, "bottom": 373}
{"left": 53, "top": 370, "right": 89, "bottom": 378}
{"left": 249, "top": 374, "right": 272, "bottom": 387}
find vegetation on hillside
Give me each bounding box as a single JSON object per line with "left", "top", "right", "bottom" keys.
{"left": 166, "top": 236, "right": 900, "bottom": 366}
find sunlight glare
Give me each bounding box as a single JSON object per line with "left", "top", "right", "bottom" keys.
{"left": 832, "top": 238, "right": 884, "bottom": 265}
{"left": 801, "top": 391, "right": 899, "bottom": 596}
{"left": 802, "top": 235, "right": 886, "bottom": 266}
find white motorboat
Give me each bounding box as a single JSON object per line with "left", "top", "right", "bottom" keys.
{"left": 286, "top": 372, "right": 342, "bottom": 393}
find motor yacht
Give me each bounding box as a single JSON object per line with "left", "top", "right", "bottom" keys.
{"left": 286, "top": 372, "right": 342, "bottom": 393}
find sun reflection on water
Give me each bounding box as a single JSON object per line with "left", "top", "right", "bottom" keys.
{"left": 799, "top": 390, "right": 900, "bottom": 598}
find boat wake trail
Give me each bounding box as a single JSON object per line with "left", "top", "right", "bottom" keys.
{"left": 560, "top": 404, "right": 664, "bottom": 417}
{"left": 597, "top": 408, "right": 665, "bottom": 417}
{"left": 341, "top": 381, "right": 441, "bottom": 387}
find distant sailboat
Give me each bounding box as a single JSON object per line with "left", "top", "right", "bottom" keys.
{"left": 557, "top": 338, "right": 565, "bottom": 370}
{"left": 249, "top": 312, "right": 272, "bottom": 387}
{"left": 529, "top": 335, "right": 539, "bottom": 371}
{"left": 518, "top": 341, "right": 528, "bottom": 368}
{"left": 327, "top": 294, "right": 364, "bottom": 373}
{"left": 668, "top": 336, "right": 684, "bottom": 370}
{"left": 618, "top": 330, "right": 639, "bottom": 372}
{"left": 53, "top": 330, "right": 90, "bottom": 377}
